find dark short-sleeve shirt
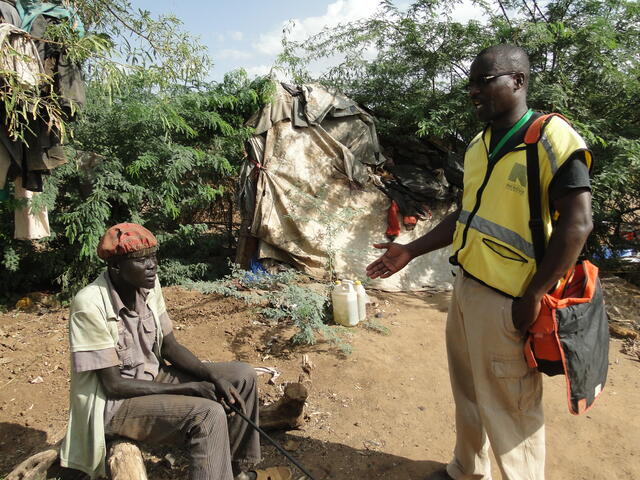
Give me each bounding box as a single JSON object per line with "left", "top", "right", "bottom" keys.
{"left": 549, "top": 156, "right": 591, "bottom": 202}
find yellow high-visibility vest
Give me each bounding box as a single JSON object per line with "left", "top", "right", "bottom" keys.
{"left": 451, "top": 115, "right": 592, "bottom": 298}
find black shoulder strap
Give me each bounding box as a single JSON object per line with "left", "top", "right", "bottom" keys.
{"left": 526, "top": 141, "right": 545, "bottom": 266}
{"left": 525, "top": 113, "right": 569, "bottom": 265}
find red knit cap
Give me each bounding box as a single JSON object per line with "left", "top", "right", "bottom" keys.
{"left": 97, "top": 223, "right": 158, "bottom": 260}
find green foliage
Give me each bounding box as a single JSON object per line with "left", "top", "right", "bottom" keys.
{"left": 2, "top": 0, "right": 212, "bottom": 143}
{"left": 279, "top": 0, "right": 640, "bottom": 257}
{"left": 0, "top": 72, "right": 273, "bottom": 300}
{"left": 361, "top": 319, "right": 391, "bottom": 335}
{"left": 187, "top": 264, "right": 353, "bottom": 354}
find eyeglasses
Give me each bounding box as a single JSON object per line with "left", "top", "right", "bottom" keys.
{"left": 464, "top": 72, "right": 519, "bottom": 91}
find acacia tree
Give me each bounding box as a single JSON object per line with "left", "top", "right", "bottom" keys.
{"left": 0, "top": 3, "right": 273, "bottom": 299}
{"left": 1, "top": 0, "right": 212, "bottom": 143}
{"left": 279, "top": 0, "right": 640, "bottom": 258}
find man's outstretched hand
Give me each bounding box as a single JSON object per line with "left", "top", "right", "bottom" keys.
{"left": 366, "top": 242, "right": 412, "bottom": 279}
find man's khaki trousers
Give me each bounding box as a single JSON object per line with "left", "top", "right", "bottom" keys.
{"left": 445, "top": 271, "right": 545, "bottom": 480}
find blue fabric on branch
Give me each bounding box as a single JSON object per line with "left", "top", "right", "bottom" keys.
{"left": 16, "top": 0, "right": 84, "bottom": 36}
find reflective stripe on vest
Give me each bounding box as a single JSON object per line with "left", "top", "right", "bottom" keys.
{"left": 540, "top": 133, "right": 558, "bottom": 174}
{"left": 451, "top": 115, "right": 591, "bottom": 297}
{"left": 458, "top": 210, "right": 536, "bottom": 260}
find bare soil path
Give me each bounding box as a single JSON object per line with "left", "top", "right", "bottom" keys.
{"left": 1, "top": 282, "right": 639, "bottom": 479}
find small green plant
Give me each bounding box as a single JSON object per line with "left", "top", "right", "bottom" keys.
{"left": 361, "top": 319, "right": 390, "bottom": 335}
{"left": 186, "top": 263, "right": 352, "bottom": 353}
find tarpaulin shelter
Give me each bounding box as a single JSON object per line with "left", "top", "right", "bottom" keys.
{"left": 236, "top": 82, "right": 456, "bottom": 292}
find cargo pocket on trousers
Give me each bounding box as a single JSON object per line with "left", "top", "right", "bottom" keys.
{"left": 492, "top": 355, "right": 540, "bottom": 412}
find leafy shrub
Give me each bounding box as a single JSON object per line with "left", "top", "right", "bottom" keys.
{"left": 0, "top": 71, "right": 273, "bottom": 302}
{"left": 186, "top": 264, "right": 353, "bottom": 354}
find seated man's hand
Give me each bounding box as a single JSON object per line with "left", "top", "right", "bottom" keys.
{"left": 210, "top": 377, "right": 246, "bottom": 415}
{"left": 189, "top": 379, "right": 244, "bottom": 415}
{"left": 190, "top": 381, "right": 218, "bottom": 401}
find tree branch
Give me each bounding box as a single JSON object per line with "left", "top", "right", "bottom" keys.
{"left": 533, "top": 0, "right": 549, "bottom": 22}
{"left": 97, "top": 0, "right": 160, "bottom": 52}
{"left": 521, "top": 0, "right": 538, "bottom": 22}
{"left": 497, "top": 0, "right": 513, "bottom": 28}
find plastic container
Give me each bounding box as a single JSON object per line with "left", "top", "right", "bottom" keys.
{"left": 354, "top": 280, "right": 369, "bottom": 322}
{"left": 331, "top": 280, "right": 359, "bottom": 327}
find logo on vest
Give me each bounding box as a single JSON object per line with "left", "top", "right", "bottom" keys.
{"left": 506, "top": 163, "right": 527, "bottom": 194}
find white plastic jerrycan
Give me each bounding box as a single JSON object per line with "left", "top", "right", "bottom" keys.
{"left": 354, "top": 280, "right": 369, "bottom": 322}
{"left": 331, "top": 280, "right": 359, "bottom": 327}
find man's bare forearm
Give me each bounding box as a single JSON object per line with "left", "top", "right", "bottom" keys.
{"left": 97, "top": 366, "right": 205, "bottom": 399}
{"left": 406, "top": 209, "right": 460, "bottom": 259}
{"left": 522, "top": 190, "right": 593, "bottom": 301}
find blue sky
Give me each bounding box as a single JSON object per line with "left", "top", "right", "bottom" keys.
{"left": 135, "top": 0, "right": 485, "bottom": 81}
{"left": 133, "top": 0, "right": 403, "bottom": 80}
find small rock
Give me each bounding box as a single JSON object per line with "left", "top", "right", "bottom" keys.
{"left": 283, "top": 439, "right": 299, "bottom": 452}
{"left": 163, "top": 453, "right": 177, "bottom": 468}
{"left": 15, "top": 297, "right": 36, "bottom": 312}
{"left": 29, "top": 376, "right": 44, "bottom": 384}
{"left": 363, "top": 439, "right": 383, "bottom": 450}
{"left": 374, "top": 313, "right": 383, "bottom": 318}
{"left": 418, "top": 406, "right": 426, "bottom": 411}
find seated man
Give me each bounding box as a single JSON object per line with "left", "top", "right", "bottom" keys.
{"left": 60, "top": 223, "right": 260, "bottom": 480}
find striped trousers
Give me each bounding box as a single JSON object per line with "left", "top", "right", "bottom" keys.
{"left": 105, "top": 362, "right": 261, "bottom": 480}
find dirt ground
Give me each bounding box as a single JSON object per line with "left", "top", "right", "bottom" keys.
{"left": 1, "top": 275, "right": 639, "bottom": 480}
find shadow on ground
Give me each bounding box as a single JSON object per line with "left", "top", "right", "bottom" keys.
{"left": 0, "top": 422, "right": 49, "bottom": 474}
{"left": 2, "top": 421, "right": 443, "bottom": 480}
{"left": 0, "top": 422, "right": 87, "bottom": 479}
{"left": 259, "top": 432, "right": 443, "bottom": 480}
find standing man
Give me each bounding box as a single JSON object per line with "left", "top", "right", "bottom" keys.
{"left": 366, "top": 45, "right": 593, "bottom": 480}
{"left": 60, "top": 223, "right": 261, "bottom": 480}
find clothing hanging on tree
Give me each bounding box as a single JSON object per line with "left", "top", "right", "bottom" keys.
{"left": 0, "top": 0, "right": 21, "bottom": 26}
{"left": 1, "top": 1, "right": 86, "bottom": 239}
{"left": 0, "top": 141, "right": 10, "bottom": 201}
{"left": 14, "top": 176, "right": 50, "bottom": 240}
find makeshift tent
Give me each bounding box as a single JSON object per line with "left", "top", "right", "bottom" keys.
{"left": 237, "top": 83, "right": 456, "bottom": 292}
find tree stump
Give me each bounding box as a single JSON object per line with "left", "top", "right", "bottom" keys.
{"left": 108, "top": 440, "right": 148, "bottom": 480}
{"left": 260, "top": 382, "right": 308, "bottom": 431}
{"left": 4, "top": 439, "right": 147, "bottom": 480}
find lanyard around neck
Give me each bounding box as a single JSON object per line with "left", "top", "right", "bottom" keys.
{"left": 488, "top": 108, "right": 534, "bottom": 162}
